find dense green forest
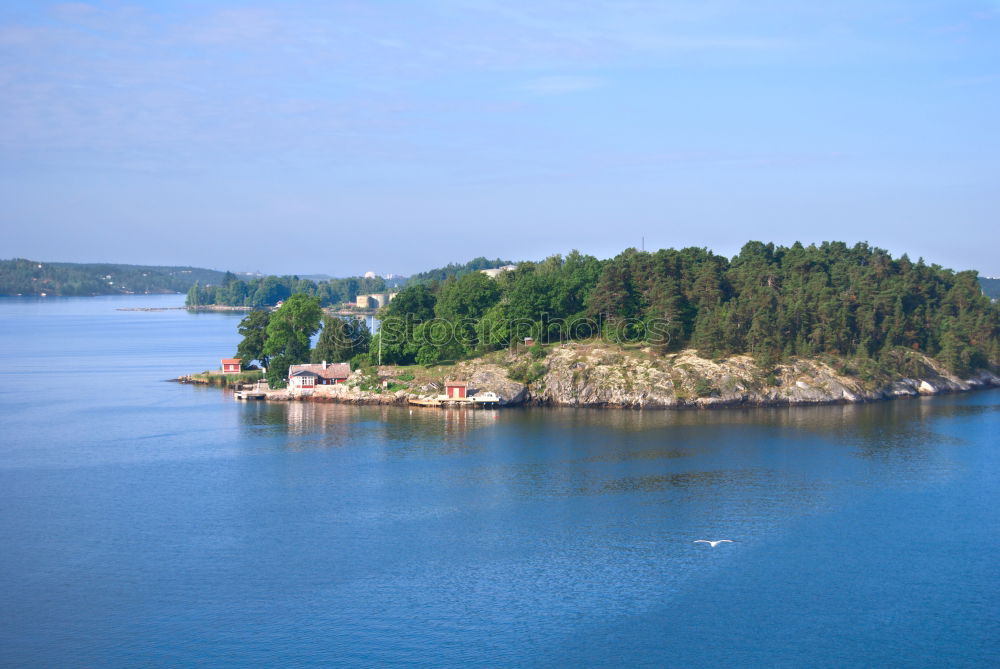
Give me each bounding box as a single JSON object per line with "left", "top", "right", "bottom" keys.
{"left": 366, "top": 242, "right": 998, "bottom": 377}
{"left": 0, "top": 259, "right": 228, "bottom": 296}
{"left": 187, "top": 272, "right": 387, "bottom": 308}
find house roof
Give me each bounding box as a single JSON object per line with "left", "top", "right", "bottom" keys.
{"left": 288, "top": 362, "right": 352, "bottom": 379}
{"left": 221, "top": 358, "right": 241, "bottom": 364}
{"left": 445, "top": 380, "right": 468, "bottom": 387}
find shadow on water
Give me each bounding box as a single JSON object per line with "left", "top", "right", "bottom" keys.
{"left": 236, "top": 392, "right": 1000, "bottom": 462}
{"left": 230, "top": 392, "right": 1000, "bottom": 517}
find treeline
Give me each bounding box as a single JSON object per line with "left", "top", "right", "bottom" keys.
{"left": 187, "top": 272, "right": 386, "bottom": 308}
{"left": 406, "top": 257, "right": 514, "bottom": 283}
{"left": 0, "top": 258, "right": 227, "bottom": 296}
{"left": 980, "top": 277, "right": 1000, "bottom": 300}
{"left": 372, "top": 242, "right": 999, "bottom": 377}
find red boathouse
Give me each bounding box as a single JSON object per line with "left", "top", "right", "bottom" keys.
{"left": 445, "top": 381, "right": 468, "bottom": 399}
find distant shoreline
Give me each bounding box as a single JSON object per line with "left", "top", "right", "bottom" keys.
{"left": 119, "top": 304, "right": 377, "bottom": 316}
{"left": 117, "top": 305, "right": 252, "bottom": 312}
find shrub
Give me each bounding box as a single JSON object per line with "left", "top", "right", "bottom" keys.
{"left": 350, "top": 352, "right": 371, "bottom": 369}
{"left": 507, "top": 362, "right": 528, "bottom": 382}
{"left": 694, "top": 378, "right": 715, "bottom": 397}
{"left": 508, "top": 361, "right": 547, "bottom": 384}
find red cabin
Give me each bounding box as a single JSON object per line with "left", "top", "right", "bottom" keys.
{"left": 221, "top": 358, "right": 242, "bottom": 373}
{"left": 445, "top": 381, "right": 468, "bottom": 399}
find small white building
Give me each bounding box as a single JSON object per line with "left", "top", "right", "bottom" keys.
{"left": 355, "top": 293, "right": 392, "bottom": 308}
{"left": 480, "top": 265, "right": 518, "bottom": 279}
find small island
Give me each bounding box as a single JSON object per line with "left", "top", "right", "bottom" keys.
{"left": 182, "top": 241, "right": 1000, "bottom": 409}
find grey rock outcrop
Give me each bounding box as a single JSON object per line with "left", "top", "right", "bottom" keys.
{"left": 525, "top": 343, "right": 999, "bottom": 408}
{"left": 451, "top": 361, "right": 528, "bottom": 406}
{"left": 254, "top": 342, "right": 998, "bottom": 409}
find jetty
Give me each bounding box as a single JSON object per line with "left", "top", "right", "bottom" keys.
{"left": 235, "top": 380, "right": 269, "bottom": 400}
{"left": 408, "top": 391, "right": 501, "bottom": 408}
{"left": 409, "top": 397, "right": 443, "bottom": 407}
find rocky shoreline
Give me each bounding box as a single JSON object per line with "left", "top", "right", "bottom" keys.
{"left": 214, "top": 342, "right": 1000, "bottom": 409}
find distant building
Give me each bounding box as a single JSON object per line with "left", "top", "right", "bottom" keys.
{"left": 480, "top": 265, "right": 518, "bottom": 279}
{"left": 288, "top": 361, "right": 352, "bottom": 389}
{"left": 364, "top": 271, "right": 377, "bottom": 279}
{"left": 523, "top": 337, "right": 534, "bottom": 348}
{"left": 355, "top": 293, "right": 393, "bottom": 309}
{"left": 445, "top": 381, "right": 468, "bottom": 399}
{"left": 221, "top": 358, "right": 242, "bottom": 373}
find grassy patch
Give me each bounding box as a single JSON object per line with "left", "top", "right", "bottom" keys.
{"left": 190, "top": 370, "right": 263, "bottom": 388}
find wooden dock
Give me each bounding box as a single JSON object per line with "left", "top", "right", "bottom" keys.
{"left": 408, "top": 397, "right": 443, "bottom": 407}
{"left": 408, "top": 393, "right": 501, "bottom": 408}
{"left": 235, "top": 380, "right": 269, "bottom": 400}
{"left": 234, "top": 389, "right": 266, "bottom": 400}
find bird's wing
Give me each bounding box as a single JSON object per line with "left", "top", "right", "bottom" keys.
{"left": 717, "top": 540, "right": 733, "bottom": 543}
{"left": 693, "top": 540, "right": 709, "bottom": 544}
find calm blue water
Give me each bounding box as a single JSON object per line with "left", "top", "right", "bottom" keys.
{"left": 1, "top": 295, "right": 998, "bottom": 667}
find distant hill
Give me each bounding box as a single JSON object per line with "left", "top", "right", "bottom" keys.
{"left": 407, "top": 257, "right": 514, "bottom": 284}
{"left": 0, "top": 259, "right": 228, "bottom": 296}
{"left": 980, "top": 277, "right": 1000, "bottom": 300}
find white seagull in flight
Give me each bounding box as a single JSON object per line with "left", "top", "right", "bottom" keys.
{"left": 694, "top": 539, "right": 733, "bottom": 547}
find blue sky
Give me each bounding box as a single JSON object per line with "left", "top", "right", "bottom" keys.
{"left": 1, "top": 1, "right": 998, "bottom": 276}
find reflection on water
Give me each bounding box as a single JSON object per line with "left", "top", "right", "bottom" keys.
{"left": 243, "top": 402, "right": 504, "bottom": 456}
{"left": 251, "top": 393, "right": 1000, "bottom": 439}
{"left": 231, "top": 394, "right": 992, "bottom": 528}
{"left": 239, "top": 394, "right": 992, "bottom": 472}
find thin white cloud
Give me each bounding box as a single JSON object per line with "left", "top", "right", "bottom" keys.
{"left": 0, "top": 25, "right": 50, "bottom": 46}
{"left": 627, "top": 34, "right": 796, "bottom": 51}
{"left": 182, "top": 8, "right": 285, "bottom": 45}
{"left": 51, "top": 3, "right": 100, "bottom": 21}
{"left": 522, "top": 75, "right": 604, "bottom": 95}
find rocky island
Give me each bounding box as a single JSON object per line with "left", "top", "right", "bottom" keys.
{"left": 215, "top": 340, "right": 998, "bottom": 409}
{"left": 194, "top": 241, "right": 999, "bottom": 410}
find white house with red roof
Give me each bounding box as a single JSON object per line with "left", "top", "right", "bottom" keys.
{"left": 287, "top": 361, "right": 352, "bottom": 389}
